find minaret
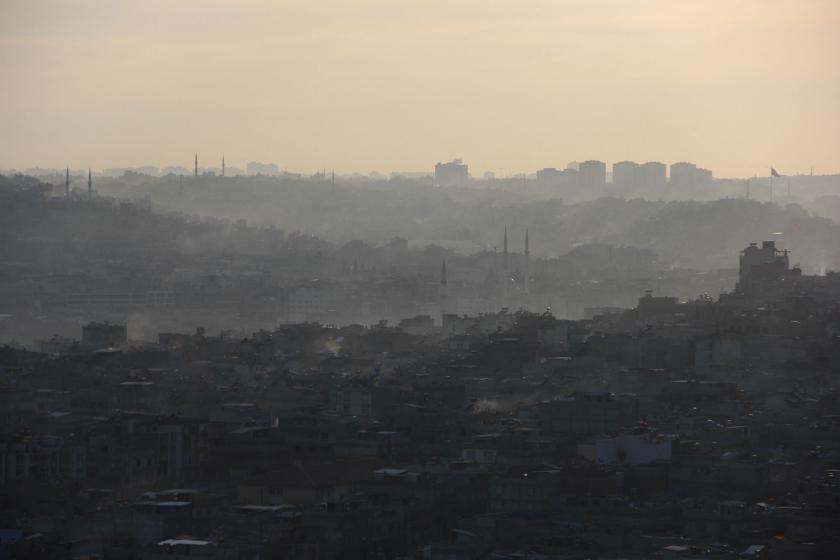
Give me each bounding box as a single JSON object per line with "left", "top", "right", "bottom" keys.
{"left": 65, "top": 167, "right": 70, "bottom": 197}
{"left": 503, "top": 226, "right": 509, "bottom": 297}
{"left": 194, "top": 153, "right": 198, "bottom": 177}
{"left": 440, "top": 259, "right": 448, "bottom": 319}
{"left": 222, "top": 155, "right": 225, "bottom": 177}
{"left": 87, "top": 169, "right": 92, "bottom": 200}
{"left": 503, "top": 226, "right": 508, "bottom": 267}
{"left": 524, "top": 228, "right": 530, "bottom": 295}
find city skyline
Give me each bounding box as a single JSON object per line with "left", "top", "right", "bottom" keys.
{"left": 9, "top": 157, "right": 832, "bottom": 180}
{"left": 2, "top": 0, "right": 838, "bottom": 177}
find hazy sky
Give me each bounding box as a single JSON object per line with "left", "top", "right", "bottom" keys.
{"left": 1, "top": 0, "right": 838, "bottom": 177}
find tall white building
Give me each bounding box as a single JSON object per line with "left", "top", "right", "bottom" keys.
{"left": 670, "top": 162, "right": 713, "bottom": 190}
{"left": 612, "top": 161, "right": 638, "bottom": 190}
{"left": 578, "top": 160, "right": 606, "bottom": 190}
{"left": 637, "top": 161, "right": 667, "bottom": 189}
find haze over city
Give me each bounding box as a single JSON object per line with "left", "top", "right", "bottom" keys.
{"left": 2, "top": 2, "right": 840, "bottom": 559}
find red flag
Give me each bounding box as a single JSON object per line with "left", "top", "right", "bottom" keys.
{"left": 770, "top": 167, "right": 781, "bottom": 177}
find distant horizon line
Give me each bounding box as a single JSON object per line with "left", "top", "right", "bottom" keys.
{"left": 2, "top": 162, "right": 838, "bottom": 181}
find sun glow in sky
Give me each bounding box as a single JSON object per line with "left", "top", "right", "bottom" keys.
{"left": 1, "top": 0, "right": 838, "bottom": 177}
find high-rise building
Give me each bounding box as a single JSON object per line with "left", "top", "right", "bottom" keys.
{"left": 578, "top": 160, "right": 606, "bottom": 190}
{"left": 738, "top": 240, "right": 793, "bottom": 289}
{"left": 435, "top": 159, "right": 469, "bottom": 187}
{"left": 612, "top": 161, "right": 638, "bottom": 190}
{"left": 670, "top": 162, "right": 713, "bottom": 190}
{"left": 695, "top": 167, "right": 713, "bottom": 187}
{"left": 637, "top": 161, "right": 667, "bottom": 189}
{"left": 669, "top": 162, "right": 696, "bottom": 188}
{"left": 536, "top": 167, "right": 562, "bottom": 185}
{"left": 536, "top": 167, "right": 579, "bottom": 191}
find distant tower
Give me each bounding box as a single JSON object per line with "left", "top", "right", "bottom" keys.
{"left": 222, "top": 155, "right": 225, "bottom": 177}
{"left": 65, "top": 167, "right": 70, "bottom": 197}
{"left": 194, "top": 153, "right": 198, "bottom": 177}
{"left": 503, "top": 227, "right": 509, "bottom": 297}
{"left": 524, "top": 228, "right": 530, "bottom": 295}
{"left": 87, "top": 169, "right": 92, "bottom": 200}
{"left": 440, "top": 260, "right": 448, "bottom": 318}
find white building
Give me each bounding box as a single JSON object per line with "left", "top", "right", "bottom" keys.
{"left": 612, "top": 161, "right": 638, "bottom": 190}
{"left": 638, "top": 161, "right": 667, "bottom": 189}
{"left": 578, "top": 160, "right": 606, "bottom": 190}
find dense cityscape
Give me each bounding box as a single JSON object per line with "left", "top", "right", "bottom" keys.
{"left": 3, "top": 1, "right": 839, "bottom": 558}
{"left": 1, "top": 168, "right": 839, "bottom": 559}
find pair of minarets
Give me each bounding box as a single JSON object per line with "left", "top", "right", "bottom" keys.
{"left": 65, "top": 167, "right": 92, "bottom": 200}
{"left": 194, "top": 153, "right": 225, "bottom": 177}
{"left": 502, "top": 227, "right": 530, "bottom": 296}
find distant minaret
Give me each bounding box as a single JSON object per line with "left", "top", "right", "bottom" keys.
{"left": 440, "top": 259, "right": 448, "bottom": 319}
{"left": 524, "top": 228, "right": 530, "bottom": 295}
{"left": 503, "top": 227, "right": 508, "bottom": 268}
{"left": 65, "top": 167, "right": 70, "bottom": 197}
{"left": 503, "top": 227, "right": 509, "bottom": 297}
{"left": 194, "top": 153, "right": 198, "bottom": 177}
{"left": 222, "top": 155, "right": 225, "bottom": 177}
{"left": 87, "top": 169, "right": 92, "bottom": 200}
